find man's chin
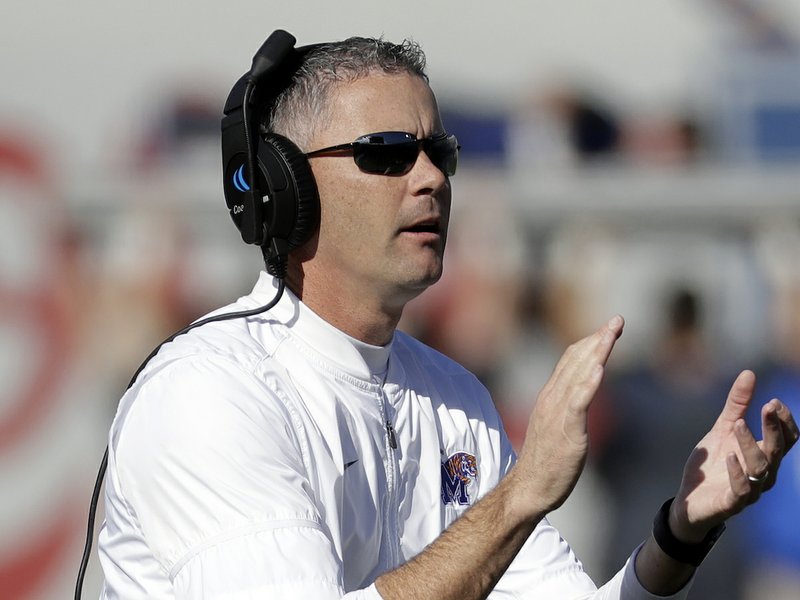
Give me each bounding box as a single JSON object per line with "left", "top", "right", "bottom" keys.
{"left": 394, "top": 266, "right": 444, "bottom": 300}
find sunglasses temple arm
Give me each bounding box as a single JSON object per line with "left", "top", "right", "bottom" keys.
{"left": 305, "top": 142, "right": 356, "bottom": 158}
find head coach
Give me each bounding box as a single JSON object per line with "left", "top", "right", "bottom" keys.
{"left": 87, "top": 30, "right": 798, "bottom": 600}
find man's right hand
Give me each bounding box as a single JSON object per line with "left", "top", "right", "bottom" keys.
{"left": 509, "top": 315, "right": 624, "bottom": 520}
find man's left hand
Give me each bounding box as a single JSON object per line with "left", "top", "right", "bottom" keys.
{"left": 668, "top": 370, "right": 799, "bottom": 543}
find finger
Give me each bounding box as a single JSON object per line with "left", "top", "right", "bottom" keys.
{"left": 735, "top": 419, "right": 769, "bottom": 485}
{"left": 566, "top": 363, "right": 605, "bottom": 417}
{"left": 546, "top": 315, "right": 623, "bottom": 397}
{"left": 597, "top": 315, "right": 624, "bottom": 365}
{"left": 773, "top": 399, "right": 800, "bottom": 453}
{"left": 725, "top": 452, "right": 751, "bottom": 510}
{"left": 758, "top": 401, "right": 785, "bottom": 490}
{"left": 569, "top": 315, "right": 624, "bottom": 374}
{"left": 553, "top": 315, "right": 623, "bottom": 374}
{"left": 718, "top": 370, "right": 757, "bottom": 426}
{"left": 760, "top": 400, "right": 786, "bottom": 462}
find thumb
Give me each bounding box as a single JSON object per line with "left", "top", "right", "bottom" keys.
{"left": 717, "top": 370, "right": 756, "bottom": 425}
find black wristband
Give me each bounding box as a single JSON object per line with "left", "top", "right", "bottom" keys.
{"left": 652, "top": 498, "right": 725, "bottom": 567}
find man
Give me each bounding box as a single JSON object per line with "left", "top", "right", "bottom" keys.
{"left": 98, "top": 34, "right": 798, "bottom": 599}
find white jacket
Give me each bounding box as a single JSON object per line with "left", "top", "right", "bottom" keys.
{"left": 98, "top": 272, "right": 690, "bottom": 599}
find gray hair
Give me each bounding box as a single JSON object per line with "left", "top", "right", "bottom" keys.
{"left": 267, "top": 37, "right": 428, "bottom": 149}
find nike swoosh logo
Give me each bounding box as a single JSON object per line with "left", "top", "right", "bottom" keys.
{"left": 344, "top": 459, "right": 359, "bottom": 471}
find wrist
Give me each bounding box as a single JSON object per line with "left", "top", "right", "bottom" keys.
{"left": 653, "top": 498, "right": 725, "bottom": 567}
{"left": 499, "top": 469, "right": 549, "bottom": 527}
{"left": 667, "top": 499, "right": 709, "bottom": 544}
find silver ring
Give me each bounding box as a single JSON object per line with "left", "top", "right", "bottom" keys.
{"left": 747, "top": 470, "right": 769, "bottom": 485}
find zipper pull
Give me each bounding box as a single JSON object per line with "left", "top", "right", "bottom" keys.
{"left": 386, "top": 421, "right": 397, "bottom": 449}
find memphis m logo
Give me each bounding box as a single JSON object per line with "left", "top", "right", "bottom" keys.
{"left": 441, "top": 452, "right": 478, "bottom": 506}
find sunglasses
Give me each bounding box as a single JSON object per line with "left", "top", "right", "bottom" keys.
{"left": 305, "top": 131, "right": 460, "bottom": 176}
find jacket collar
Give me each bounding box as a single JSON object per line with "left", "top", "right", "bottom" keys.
{"left": 250, "top": 271, "right": 392, "bottom": 383}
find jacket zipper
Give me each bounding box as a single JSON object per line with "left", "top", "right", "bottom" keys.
{"left": 386, "top": 421, "right": 397, "bottom": 449}
{"left": 375, "top": 386, "right": 399, "bottom": 567}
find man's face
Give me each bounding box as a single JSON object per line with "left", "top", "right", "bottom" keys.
{"left": 303, "top": 72, "right": 452, "bottom": 308}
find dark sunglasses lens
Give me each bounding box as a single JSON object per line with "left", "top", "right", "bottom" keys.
{"left": 425, "top": 136, "right": 459, "bottom": 176}
{"left": 354, "top": 142, "right": 419, "bottom": 175}
{"left": 350, "top": 132, "right": 459, "bottom": 176}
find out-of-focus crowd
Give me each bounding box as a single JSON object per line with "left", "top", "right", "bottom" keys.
{"left": 3, "top": 2, "right": 800, "bottom": 598}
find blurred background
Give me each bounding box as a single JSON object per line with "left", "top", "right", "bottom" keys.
{"left": 2, "top": 0, "right": 800, "bottom": 598}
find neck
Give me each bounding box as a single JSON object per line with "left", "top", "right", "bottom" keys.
{"left": 285, "top": 268, "right": 405, "bottom": 347}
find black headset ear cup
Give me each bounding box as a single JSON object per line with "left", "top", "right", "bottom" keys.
{"left": 259, "top": 133, "right": 320, "bottom": 250}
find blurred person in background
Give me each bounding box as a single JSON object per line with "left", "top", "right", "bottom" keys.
{"left": 509, "top": 80, "right": 706, "bottom": 172}
{"left": 94, "top": 32, "right": 798, "bottom": 600}
{"left": 508, "top": 83, "right": 622, "bottom": 174}
{"left": 596, "top": 287, "right": 744, "bottom": 599}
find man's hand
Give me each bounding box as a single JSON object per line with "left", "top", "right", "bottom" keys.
{"left": 378, "top": 316, "right": 625, "bottom": 600}
{"left": 669, "top": 370, "right": 799, "bottom": 542}
{"left": 508, "top": 315, "right": 624, "bottom": 519}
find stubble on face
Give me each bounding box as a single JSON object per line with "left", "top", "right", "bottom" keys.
{"left": 293, "top": 72, "right": 452, "bottom": 315}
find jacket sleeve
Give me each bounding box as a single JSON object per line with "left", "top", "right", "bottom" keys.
{"left": 112, "top": 354, "right": 383, "bottom": 600}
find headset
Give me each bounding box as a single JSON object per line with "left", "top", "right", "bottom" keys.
{"left": 221, "top": 29, "right": 322, "bottom": 277}
{"left": 74, "top": 29, "right": 320, "bottom": 599}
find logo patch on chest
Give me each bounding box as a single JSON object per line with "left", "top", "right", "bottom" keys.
{"left": 441, "top": 452, "right": 478, "bottom": 506}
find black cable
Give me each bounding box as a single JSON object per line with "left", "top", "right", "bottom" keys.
{"left": 74, "top": 446, "right": 107, "bottom": 600}
{"left": 74, "top": 278, "right": 286, "bottom": 599}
